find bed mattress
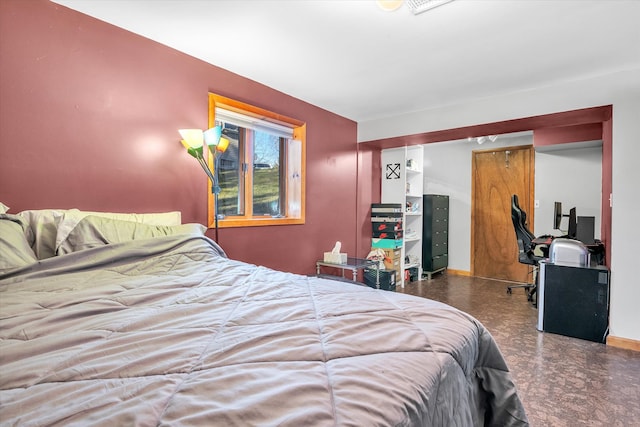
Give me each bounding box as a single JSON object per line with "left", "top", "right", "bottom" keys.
{"left": 0, "top": 234, "right": 528, "bottom": 426}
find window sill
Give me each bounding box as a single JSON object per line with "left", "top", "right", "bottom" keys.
{"left": 212, "top": 216, "right": 305, "bottom": 228}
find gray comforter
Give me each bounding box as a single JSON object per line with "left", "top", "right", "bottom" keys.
{"left": 0, "top": 235, "right": 528, "bottom": 426}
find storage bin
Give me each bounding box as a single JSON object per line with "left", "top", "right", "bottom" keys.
{"left": 372, "top": 220, "right": 403, "bottom": 233}
{"left": 364, "top": 268, "right": 396, "bottom": 291}
{"left": 372, "top": 238, "right": 403, "bottom": 249}
{"left": 372, "top": 229, "right": 403, "bottom": 239}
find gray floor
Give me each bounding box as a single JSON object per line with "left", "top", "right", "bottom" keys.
{"left": 397, "top": 273, "right": 640, "bottom": 427}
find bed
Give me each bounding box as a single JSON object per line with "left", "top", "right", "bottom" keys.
{"left": 0, "top": 209, "right": 529, "bottom": 426}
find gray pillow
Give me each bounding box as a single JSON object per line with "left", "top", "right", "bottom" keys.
{"left": 17, "top": 209, "right": 66, "bottom": 259}
{"left": 57, "top": 215, "right": 207, "bottom": 255}
{"left": 18, "top": 208, "right": 183, "bottom": 260}
{"left": 54, "top": 209, "right": 182, "bottom": 255}
{"left": 0, "top": 214, "right": 38, "bottom": 273}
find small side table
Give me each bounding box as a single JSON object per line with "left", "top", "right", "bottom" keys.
{"left": 316, "top": 257, "right": 380, "bottom": 288}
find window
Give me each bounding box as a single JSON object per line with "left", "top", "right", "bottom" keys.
{"left": 207, "top": 93, "right": 306, "bottom": 228}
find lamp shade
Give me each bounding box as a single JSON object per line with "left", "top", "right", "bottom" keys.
{"left": 203, "top": 126, "right": 222, "bottom": 148}
{"left": 216, "top": 137, "right": 230, "bottom": 153}
{"left": 179, "top": 129, "right": 204, "bottom": 149}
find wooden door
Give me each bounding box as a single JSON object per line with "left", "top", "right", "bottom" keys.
{"left": 471, "top": 145, "right": 534, "bottom": 282}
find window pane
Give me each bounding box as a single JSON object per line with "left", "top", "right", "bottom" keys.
{"left": 218, "top": 124, "right": 243, "bottom": 217}
{"left": 252, "top": 131, "right": 282, "bottom": 217}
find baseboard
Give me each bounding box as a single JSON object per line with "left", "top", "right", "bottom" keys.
{"left": 446, "top": 269, "right": 471, "bottom": 276}
{"left": 606, "top": 335, "right": 640, "bottom": 352}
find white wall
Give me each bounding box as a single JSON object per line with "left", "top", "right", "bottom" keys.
{"left": 357, "top": 69, "right": 639, "bottom": 143}
{"left": 533, "top": 144, "right": 602, "bottom": 238}
{"left": 610, "top": 98, "right": 640, "bottom": 342}
{"left": 421, "top": 134, "right": 601, "bottom": 272}
{"left": 361, "top": 68, "right": 640, "bottom": 342}
{"left": 422, "top": 133, "right": 531, "bottom": 271}
{"left": 422, "top": 139, "right": 472, "bottom": 271}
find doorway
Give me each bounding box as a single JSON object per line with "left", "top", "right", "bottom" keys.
{"left": 471, "top": 145, "right": 534, "bottom": 283}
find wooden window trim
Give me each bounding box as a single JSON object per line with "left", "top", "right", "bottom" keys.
{"left": 207, "top": 93, "right": 306, "bottom": 228}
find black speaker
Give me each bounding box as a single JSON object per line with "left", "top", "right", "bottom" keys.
{"left": 538, "top": 263, "right": 610, "bottom": 343}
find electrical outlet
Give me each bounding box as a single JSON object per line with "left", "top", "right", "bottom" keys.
{"left": 534, "top": 199, "right": 540, "bottom": 208}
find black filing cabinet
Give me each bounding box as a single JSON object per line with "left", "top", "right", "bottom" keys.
{"left": 422, "top": 194, "right": 449, "bottom": 279}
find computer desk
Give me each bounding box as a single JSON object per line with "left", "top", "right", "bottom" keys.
{"left": 532, "top": 235, "right": 605, "bottom": 266}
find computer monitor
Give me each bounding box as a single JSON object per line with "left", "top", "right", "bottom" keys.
{"left": 576, "top": 216, "right": 596, "bottom": 244}
{"left": 553, "top": 202, "right": 563, "bottom": 230}
{"left": 553, "top": 202, "right": 578, "bottom": 237}
{"left": 567, "top": 207, "right": 577, "bottom": 239}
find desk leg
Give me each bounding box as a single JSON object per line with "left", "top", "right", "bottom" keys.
{"left": 316, "top": 264, "right": 320, "bottom": 275}
{"left": 352, "top": 269, "right": 357, "bottom": 282}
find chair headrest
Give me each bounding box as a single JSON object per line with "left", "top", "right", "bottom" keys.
{"left": 511, "top": 194, "right": 535, "bottom": 241}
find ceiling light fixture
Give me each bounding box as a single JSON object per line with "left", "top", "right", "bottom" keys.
{"left": 468, "top": 135, "right": 499, "bottom": 145}
{"left": 405, "top": 0, "right": 455, "bottom": 15}
{"left": 377, "top": 0, "right": 404, "bottom": 12}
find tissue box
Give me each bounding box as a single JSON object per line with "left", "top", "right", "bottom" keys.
{"left": 324, "top": 252, "right": 347, "bottom": 264}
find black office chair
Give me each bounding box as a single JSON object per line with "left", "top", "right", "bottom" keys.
{"left": 507, "top": 194, "right": 548, "bottom": 304}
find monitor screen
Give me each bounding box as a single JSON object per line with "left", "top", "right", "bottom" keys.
{"left": 567, "top": 207, "right": 577, "bottom": 238}
{"left": 553, "top": 202, "right": 563, "bottom": 230}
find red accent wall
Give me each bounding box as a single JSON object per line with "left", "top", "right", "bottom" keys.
{"left": 533, "top": 123, "right": 603, "bottom": 147}
{"left": 601, "top": 117, "right": 613, "bottom": 267}
{"left": 0, "top": 0, "right": 361, "bottom": 274}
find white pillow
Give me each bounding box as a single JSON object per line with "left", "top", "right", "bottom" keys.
{"left": 0, "top": 202, "right": 9, "bottom": 214}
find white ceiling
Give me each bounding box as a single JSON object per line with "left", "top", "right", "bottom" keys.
{"left": 52, "top": 0, "right": 640, "bottom": 123}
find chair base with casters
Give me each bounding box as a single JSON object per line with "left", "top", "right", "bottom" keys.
{"left": 507, "top": 266, "right": 538, "bottom": 305}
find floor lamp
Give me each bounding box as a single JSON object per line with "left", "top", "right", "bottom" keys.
{"left": 179, "top": 126, "right": 230, "bottom": 242}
